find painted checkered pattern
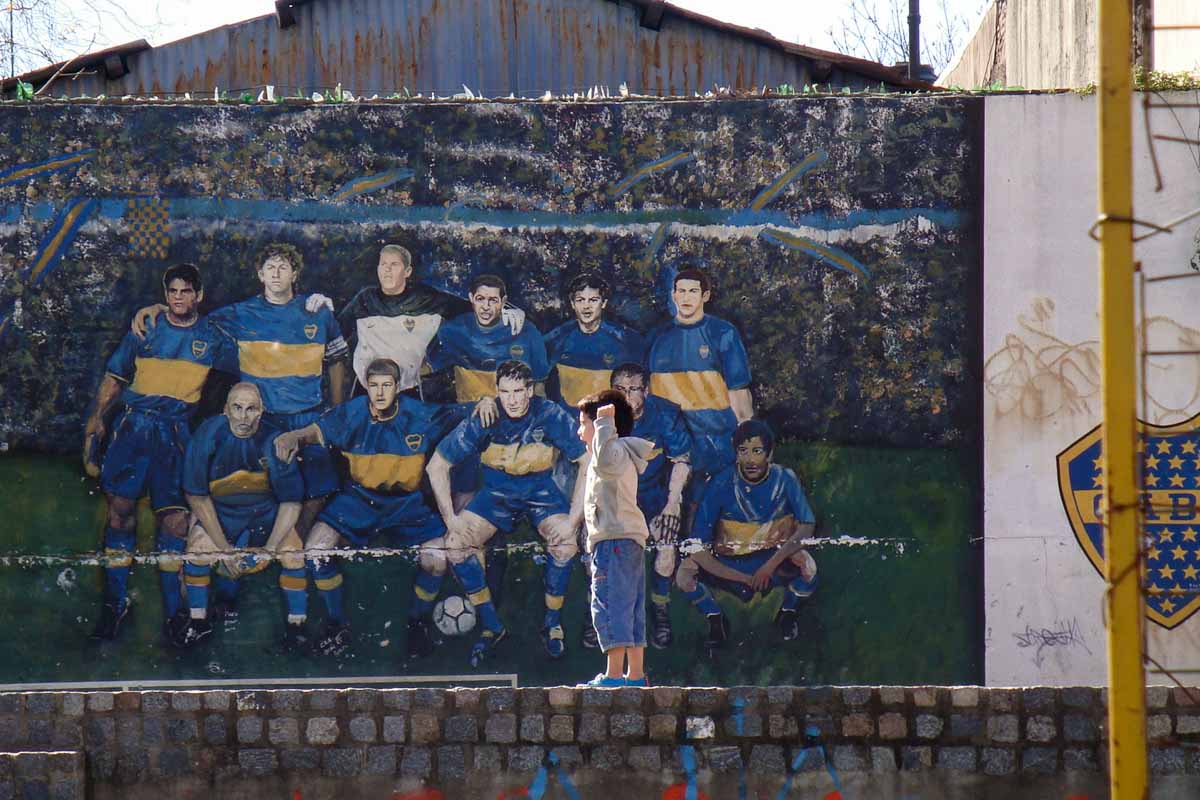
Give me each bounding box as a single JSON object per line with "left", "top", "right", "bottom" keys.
{"left": 125, "top": 197, "right": 171, "bottom": 259}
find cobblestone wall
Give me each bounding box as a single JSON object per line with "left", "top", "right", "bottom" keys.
{"left": 1, "top": 685, "right": 1198, "bottom": 798}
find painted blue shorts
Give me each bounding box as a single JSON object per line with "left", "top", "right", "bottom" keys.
{"left": 214, "top": 502, "right": 279, "bottom": 577}
{"left": 264, "top": 407, "right": 340, "bottom": 500}
{"left": 319, "top": 487, "right": 445, "bottom": 548}
{"left": 698, "top": 548, "right": 819, "bottom": 603}
{"left": 100, "top": 408, "right": 189, "bottom": 512}
{"left": 590, "top": 538, "right": 647, "bottom": 651}
{"left": 467, "top": 473, "right": 569, "bottom": 533}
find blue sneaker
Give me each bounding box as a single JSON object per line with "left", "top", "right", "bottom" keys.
{"left": 582, "top": 673, "right": 625, "bottom": 687}
{"left": 624, "top": 676, "right": 650, "bottom": 687}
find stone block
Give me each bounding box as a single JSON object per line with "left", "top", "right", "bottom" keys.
{"left": 235, "top": 691, "right": 267, "bottom": 712}
{"left": 950, "top": 688, "right": 979, "bottom": 708}
{"left": 550, "top": 746, "right": 584, "bottom": 769}
{"left": 767, "top": 687, "right": 794, "bottom": 707}
{"left": 611, "top": 713, "right": 646, "bottom": 738}
{"left": 803, "top": 687, "right": 834, "bottom": 708}
{"left": 507, "top": 746, "right": 544, "bottom": 772}
{"left": 238, "top": 749, "right": 277, "bottom": 777}
{"left": 436, "top": 745, "right": 466, "bottom": 780}
{"left": 685, "top": 716, "right": 716, "bottom": 739}
{"left": 878, "top": 713, "right": 907, "bottom": 740}
{"left": 383, "top": 715, "right": 407, "bottom": 743}
{"left": 1064, "top": 714, "right": 1098, "bottom": 742}
{"left": 615, "top": 688, "right": 644, "bottom": 710}
{"left": 987, "top": 714, "right": 1019, "bottom": 743}
{"left": 203, "top": 691, "right": 231, "bottom": 711}
{"left": 1021, "top": 747, "right": 1058, "bottom": 774}
{"left": 87, "top": 693, "right": 115, "bottom": 712}
{"left": 117, "top": 751, "right": 151, "bottom": 784}
{"left": 879, "top": 687, "right": 907, "bottom": 706}
{"left": 346, "top": 690, "right": 377, "bottom": 712}
{"left": 60, "top": 694, "right": 85, "bottom": 717}
{"left": 949, "top": 714, "right": 982, "bottom": 739}
{"left": 1064, "top": 748, "right": 1099, "bottom": 771}
{"left": 1148, "top": 714, "right": 1173, "bottom": 741}
{"left": 203, "top": 715, "right": 226, "bottom": 745}
{"left": 454, "top": 688, "right": 483, "bottom": 711}
{"left": 236, "top": 716, "right": 262, "bottom": 744}
{"left": 590, "top": 745, "right": 625, "bottom": 770}
{"left": 705, "top": 745, "right": 742, "bottom": 773}
{"left": 268, "top": 718, "right": 300, "bottom": 746}
{"left": 1174, "top": 687, "right": 1200, "bottom": 707}
{"left": 349, "top": 716, "right": 377, "bottom": 743}
{"left": 1151, "top": 747, "right": 1186, "bottom": 774}
{"left": 28, "top": 719, "right": 52, "bottom": 747}
{"left": 831, "top": 745, "right": 869, "bottom": 772}
{"left": 724, "top": 712, "right": 762, "bottom": 738}
{"left": 1146, "top": 686, "right": 1170, "bottom": 708}
{"left": 166, "top": 717, "right": 198, "bottom": 743}
{"left": 20, "top": 695, "right": 54, "bottom": 716}
{"left": 1176, "top": 715, "right": 1200, "bottom": 735}
{"left": 1026, "top": 716, "right": 1056, "bottom": 743}
{"left": 900, "top": 746, "right": 932, "bottom": 771}
{"left": 382, "top": 691, "right": 412, "bottom": 710}
{"left": 141, "top": 693, "right": 169, "bottom": 713}
{"left": 803, "top": 713, "right": 835, "bottom": 739}
{"left": 578, "top": 713, "right": 608, "bottom": 744}
{"left": 549, "top": 715, "right": 575, "bottom": 743}
{"left": 547, "top": 688, "right": 577, "bottom": 709}
{"left": 410, "top": 713, "right": 440, "bottom": 744}
{"left": 519, "top": 689, "right": 546, "bottom": 711}
{"left": 1023, "top": 688, "right": 1057, "bottom": 712}
{"left": 1062, "top": 687, "right": 1098, "bottom": 708}
{"left": 841, "top": 713, "right": 873, "bottom": 738}
{"left": 156, "top": 748, "right": 191, "bottom": 779}
{"left": 306, "top": 717, "right": 339, "bottom": 745}
{"left": 628, "top": 745, "right": 661, "bottom": 771}
{"left": 749, "top": 745, "right": 784, "bottom": 774}
{"left": 581, "top": 689, "right": 613, "bottom": 708}
{"left": 308, "top": 690, "right": 338, "bottom": 711}
{"left": 841, "top": 687, "right": 872, "bottom": 707}
{"left": 911, "top": 688, "right": 938, "bottom": 708}
{"left": 687, "top": 689, "right": 724, "bottom": 713}
{"left": 271, "top": 691, "right": 303, "bottom": 712}
{"left": 366, "top": 746, "right": 397, "bottom": 776}
{"left": 116, "top": 716, "right": 142, "bottom": 753}
{"left": 936, "top": 747, "right": 977, "bottom": 771}
{"left": 486, "top": 688, "right": 516, "bottom": 712}
{"left": 987, "top": 689, "right": 1019, "bottom": 712}
{"left": 485, "top": 713, "right": 517, "bottom": 744}
{"left": 322, "top": 748, "right": 363, "bottom": 778}
{"left": 473, "top": 746, "right": 501, "bottom": 771}
{"left": 280, "top": 749, "right": 321, "bottom": 771}
{"left": 413, "top": 688, "right": 445, "bottom": 710}
{"left": 871, "top": 747, "right": 897, "bottom": 772}
{"left": 981, "top": 747, "right": 1016, "bottom": 776}
{"left": 520, "top": 715, "right": 545, "bottom": 742}
{"left": 915, "top": 714, "right": 943, "bottom": 739}
{"left": 400, "top": 747, "right": 431, "bottom": 778}
{"left": 444, "top": 715, "right": 478, "bottom": 743}
{"left": 769, "top": 715, "right": 800, "bottom": 739}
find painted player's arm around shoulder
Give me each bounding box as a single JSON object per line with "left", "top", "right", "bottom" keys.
{"left": 729, "top": 387, "right": 754, "bottom": 423}
{"left": 130, "top": 303, "right": 168, "bottom": 338}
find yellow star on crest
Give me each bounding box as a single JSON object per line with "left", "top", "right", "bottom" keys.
{"left": 1160, "top": 564, "right": 1177, "bottom": 580}
{"left": 1146, "top": 455, "right": 1161, "bottom": 470}
{"left": 1183, "top": 528, "right": 1198, "bottom": 542}
{"left": 1093, "top": 457, "right": 1104, "bottom": 470}
{"left": 1145, "top": 474, "right": 1160, "bottom": 487}
{"left": 1160, "top": 529, "right": 1175, "bottom": 543}
{"left": 1173, "top": 545, "right": 1187, "bottom": 561}
{"left": 1171, "top": 584, "right": 1186, "bottom": 595}
{"left": 1157, "top": 440, "right": 1175, "bottom": 455}
{"left": 1184, "top": 565, "right": 1199, "bottom": 580}
{"left": 1149, "top": 585, "right": 1165, "bottom": 596}
{"left": 1093, "top": 473, "right": 1106, "bottom": 487}
{"left": 1162, "top": 598, "right": 1177, "bottom": 613}
{"left": 1148, "top": 546, "right": 1162, "bottom": 561}
{"left": 1169, "top": 456, "right": 1185, "bottom": 470}
{"left": 1171, "top": 474, "right": 1186, "bottom": 487}
{"left": 1183, "top": 441, "right": 1198, "bottom": 455}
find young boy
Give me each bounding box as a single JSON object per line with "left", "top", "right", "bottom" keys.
{"left": 576, "top": 389, "right": 657, "bottom": 687}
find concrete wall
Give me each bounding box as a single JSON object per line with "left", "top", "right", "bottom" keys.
{"left": 4, "top": 685, "right": 1195, "bottom": 799}
{"left": 983, "top": 91, "right": 1200, "bottom": 685}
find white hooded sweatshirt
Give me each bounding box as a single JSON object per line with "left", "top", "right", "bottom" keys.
{"left": 583, "top": 414, "right": 657, "bottom": 552}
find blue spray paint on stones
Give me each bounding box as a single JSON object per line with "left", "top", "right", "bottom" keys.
{"left": 680, "top": 745, "right": 699, "bottom": 800}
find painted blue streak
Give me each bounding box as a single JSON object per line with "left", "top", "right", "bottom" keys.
{"left": 748, "top": 152, "right": 829, "bottom": 210}
{"left": 331, "top": 168, "right": 414, "bottom": 201}
{"left": 27, "top": 198, "right": 98, "bottom": 287}
{"left": 681, "top": 745, "right": 699, "bottom": 800}
{"left": 0, "top": 149, "right": 95, "bottom": 187}
{"left": 550, "top": 752, "right": 581, "bottom": 800}
{"left": 759, "top": 230, "right": 872, "bottom": 279}
{"left": 610, "top": 152, "right": 696, "bottom": 197}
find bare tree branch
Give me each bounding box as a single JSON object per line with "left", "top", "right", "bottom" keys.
{"left": 4, "top": 0, "right": 166, "bottom": 81}
{"left": 828, "top": 0, "right": 984, "bottom": 75}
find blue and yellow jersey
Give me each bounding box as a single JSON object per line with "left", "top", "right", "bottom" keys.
{"left": 436, "top": 396, "right": 586, "bottom": 484}
{"left": 545, "top": 320, "right": 645, "bottom": 414}
{"left": 106, "top": 316, "right": 234, "bottom": 418}
{"left": 316, "top": 395, "right": 467, "bottom": 500}
{"left": 182, "top": 415, "right": 304, "bottom": 516}
{"left": 210, "top": 295, "right": 348, "bottom": 415}
{"left": 690, "top": 464, "right": 815, "bottom": 556}
{"left": 646, "top": 314, "right": 751, "bottom": 447}
{"left": 426, "top": 312, "right": 549, "bottom": 403}
{"left": 631, "top": 395, "right": 692, "bottom": 510}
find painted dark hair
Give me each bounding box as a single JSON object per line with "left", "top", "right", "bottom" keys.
{"left": 578, "top": 389, "right": 635, "bottom": 437}
{"left": 732, "top": 419, "right": 775, "bottom": 456}
{"left": 469, "top": 273, "right": 507, "bottom": 297}
{"left": 567, "top": 272, "right": 611, "bottom": 300}
{"left": 610, "top": 362, "right": 648, "bottom": 387}
{"left": 257, "top": 242, "right": 304, "bottom": 275}
{"left": 496, "top": 359, "right": 533, "bottom": 387}
{"left": 672, "top": 266, "right": 711, "bottom": 294}
{"left": 162, "top": 263, "right": 202, "bottom": 293}
{"left": 365, "top": 358, "right": 402, "bottom": 383}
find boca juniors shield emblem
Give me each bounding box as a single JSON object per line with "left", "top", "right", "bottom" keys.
{"left": 191, "top": 340, "right": 208, "bottom": 358}
{"left": 510, "top": 344, "right": 525, "bottom": 358}
{"left": 531, "top": 428, "right": 545, "bottom": 443}
{"left": 403, "top": 318, "right": 416, "bottom": 332}
{"left": 304, "top": 324, "right": 318, "bottom": 340}
{"left": 405, "top": 434, "right": 423, "bottom": 451}
{"left": 699, "top": 345, "right": 710, "bottom": 359}
{"left": 1058, "top": 414, "right": 1200, "bottom": 628}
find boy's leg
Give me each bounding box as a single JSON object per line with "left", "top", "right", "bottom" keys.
{"left": 627, "top": 540, "right": 647, "bottom": 681}
{"left": 626, "top": 647, "right": 645, "bottom": 681}
{"left": 605, "top": 646, "right": 626, "bottom": 679}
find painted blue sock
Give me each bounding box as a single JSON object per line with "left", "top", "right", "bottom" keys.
{"left": 183, "top": 563, "right": 211, "bottom": 617}
{"left": 102, "top": 526, "right": 136, "bottom": 610}
{"left": 650, "top": 571, "right": 673, "bottom": 607}
{"left": 542, "top": 555, "right": 575, "bottom": 629}
{"left": 409, "top": 568, "right": 443, "bottom": 620}
{"left": 783, "top": 575, "right": 816, "bottom": 611}
{"left": 452, "top": 555, "right": 503, "bottom": 633}
{"left": 213, "top": 575, "right": 240, "bottom": 606}
{"left": 279, "top": 567, "right": 308, "bottom": 622}
{"left": 683, "top": 583, "right": 722, "bottom": 616}
{"left": 156, "top": 532, "right": 186, "bottom": 618}
{"left": 308, "top": 558, "right": 345, "bottom": 624}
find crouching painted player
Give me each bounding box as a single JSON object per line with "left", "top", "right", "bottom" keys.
{"left": 676, "top": 420, "right": 818, "bottom": 649}
{"left": 175, "top": 382, "right": 309, "bottom": 650}
{"left": 273, "top": 359, "right": 473, "bottom": 658}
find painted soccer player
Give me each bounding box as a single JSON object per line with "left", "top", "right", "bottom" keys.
{"left": 134, "top": 244, "right": 349, "bottom": 537}
{"left": 675, "top": 420, "right": 818, "bottom": 648}
{"left": 84, "top": 263, "right": 234, "bottom": 641}
{"left": 273, "top": 359, "right": 475, "bottom": 658}
{"left": 545, "top": 273, "right": 645, "bottom": 417}
{"left": 335, "top": 244, "right": 525, "bottom": 397}
{"left": 608, "top": 362, "right": 692, "bottom": 649}
{"left": 175, "top": 383, "right": 309, "bottom": 650}
{"left": 426, "top": 360, "right": 587, "bottom": 666}
{"left": 647, "top": 267, "right": 753, "bottom": 489}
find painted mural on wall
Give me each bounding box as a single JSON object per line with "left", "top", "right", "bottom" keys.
{"left": 0, "top": 98, "right": 982, "bottom": 687}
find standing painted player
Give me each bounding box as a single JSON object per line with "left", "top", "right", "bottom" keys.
{"left": 273, "top": 359, "right": 476, "bottom": 658}
{"left": 426, "top": 361, "right": 587, "bottom": 667}
{"left": 676, "top": 420, "right": 818, "bottom": 649}
{"left": 175, "top": 383, "right": 309, "bottom": 650}
{"left": 335, "top": 244, "right": 525, "bottom": 398}
{"left": 135, "top": 244, "right": 349, "bottom": 536}
{"left": 608, "top": 363, "right": 692, "bottom": 649}
{"left": 84, "top": 264, "right": 234, "bottom": 641}
{"left": 647, "top": 267, "right": 753, "bottom": 493}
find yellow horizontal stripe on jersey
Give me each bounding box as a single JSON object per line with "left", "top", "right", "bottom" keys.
{"left": 414, "top": 583, "right": 439, "bottom": 602}
{"left": 238, "top": 340, "right": 325, "bottom": 380}
{"left": 130, "top": 357, "right": 210, "bottom": 403}
{"left": 279, "top": 574, "right": 307, "bottom": 590}
{"left": 209, "top": 469, "right": 271, "bottom": 497}
{"left": 454, "top": 366, "right": 497, "bottom": 403}
{"left": 481, "top": 442, "right": 557, "bottom": 475}
{"left": 651, "top": 370, "right": 731, "bottom": 412}
{"left": 715, "top": 514, "right": 796, "bottom": 556}
{"left": 556, "top": 364, "right": 612, "bottom": 408}
{"left": 315, "top": 574, "right": 343, "bottom": 591}
{"left": 344, "top": 452, "right": 426, "bottom": 493}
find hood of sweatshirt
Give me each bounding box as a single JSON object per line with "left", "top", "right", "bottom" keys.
{"left": 617, "top": 436, "right": 657, "bottom": 475}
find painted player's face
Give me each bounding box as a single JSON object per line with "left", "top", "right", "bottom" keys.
{"left": 570, "top": 287, "right": 607, "bottom": 330}
{"left": 672, "top": 278, "right": 710, "bottom": 323}
{"left": 611, "top": 374, "right": 647, "bottom": 419}
{"left": 471, "top": 286, "right": 504, "bottom": 328}
{"left": 377, "top": 251, "right": 412, "bottom": 296}
{"left": 577, "top": 411, "right": 596, "bottom": 446}
{"left": 736, "top": 436, "right": 772, "bottom": 483}
{"left": 366, "top": 373, "right": 400, "bottom": 417}
{"left": 497, "top": 376, "right": 533, "bottom": 418}
{"left": 226, "top": 387, "right": 264, "bottom": 438}
{"left": 258, "top": 255, "right": 297, "bottom": 300}
{"left": 163, "top": 278, "right": 202, "bottom": 322}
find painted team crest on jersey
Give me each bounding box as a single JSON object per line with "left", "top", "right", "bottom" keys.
{"left": 303, "top": 324, "right": 318, "bottom": 340}
{"left": 603, "top": 353, "right": 616, "bottom": 366}
{"left": 258, "top": 458, "right": 270, "bottom": 470}
{"left": 699, "top": 345, "right": 711, "bottom": 359}
{"left": 406, "top": 434, "right": 424, "bottom": 451}
{"left": 403, "top": 318, "right": 416, "bottom": 333}
{"left": 191, "top": 340, "right": 209, "bottom": 358}
{"left": 531, "top": 428, "right": 545, "bottom": 443}
{"left": 1058, "top": 413, "right": 1200, "bottom": 629}
{"left": 510, "top": 344, "right": 525, "bottom": 358}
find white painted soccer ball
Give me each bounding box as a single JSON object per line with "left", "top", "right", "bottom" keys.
{"left": 432, "top": 595, "right": 477, "bottom": 637}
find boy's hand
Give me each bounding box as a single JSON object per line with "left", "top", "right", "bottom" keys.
{"left": 597, "top": 404, "right": 616, "bottom": 418}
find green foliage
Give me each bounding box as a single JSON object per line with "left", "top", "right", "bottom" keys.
{"left": 15, "top": 80, "right": 34, "bottom": 100}
{"left": 1134, "top": 67, "right": 1200, "bottom": 91}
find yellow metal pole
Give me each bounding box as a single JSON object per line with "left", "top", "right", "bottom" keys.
{"left": 1098, "top": 0, "right": 1147, "bottom": 795}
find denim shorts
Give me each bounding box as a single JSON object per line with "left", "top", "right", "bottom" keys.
{"left": 590, "top": 538, "right": 646, "bottom": 651}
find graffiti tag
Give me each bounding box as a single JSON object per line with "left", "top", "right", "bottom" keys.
{"left": 1013, "top": 618, "right": 1091, "bottom": 667}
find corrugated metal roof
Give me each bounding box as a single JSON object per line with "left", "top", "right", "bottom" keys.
{"left": 4, "top": 0, "right": 931, "bottom": 98}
